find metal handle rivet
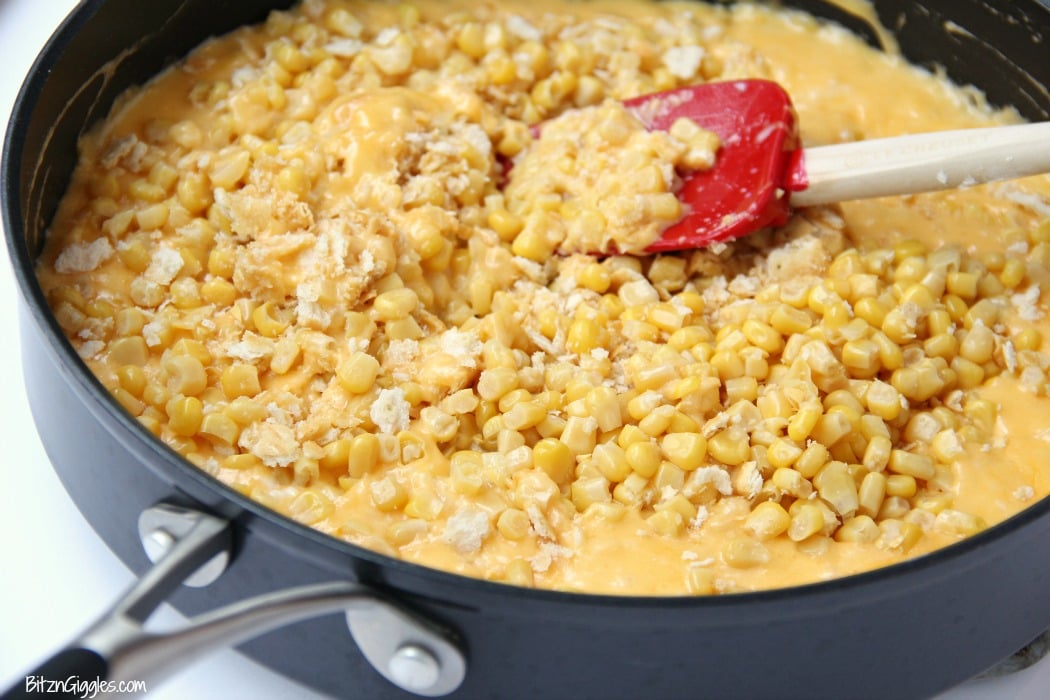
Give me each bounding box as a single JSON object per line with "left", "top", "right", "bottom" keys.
{"left": 137, "top": 504, "right": 231, "bottom": 587}
{"left": 142, "top": 528, "right": 176, "bottom": 562}
{"left": 388, "top": 644, "right": 441, "bottom": 691}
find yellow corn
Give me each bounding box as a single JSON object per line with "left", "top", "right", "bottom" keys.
{"left": 935, "top": 509, "right": 987, "bottom": 536}
{"left": 1014, "top": 328, "right": 1042, "bottom": 352}
{"left": 163, "top": 354, "right": 207, "bottom": 396}
{"left": 686, "top": 567, "right": 716, "bottom": 595}
{"left": 623, "top": 440, "right": 661, "bottom": 478}
{"left": 225, "top": 396, "right": 266, "bottom": 424}
{"left": 877, "top": 519, "right": 922, "bottom": 552}
{"left": 794, "top": 442, "right": 830, "bottom": 479}
{"left": 769, "top": 304, "right": 812, "bottom": 334}
{"left": 116, "top": 365, "right": 148, "bottom": 397}
{"left": 337, "top": 352, "right": 380, "bottom": 394}
{"left": 252, "top": 302, "right": 289, "bottom": 337}
{"left": 862, "top": 435, "right": 892, "bottom": 472}
{"left": 788, "top": 504, "right": 825, "bottom": 542}
{"left": 661, "top": 432, "right": 707, "bottom": 471}
{"left": 221, "top": 363, "right": 261, "bottom": 399}
{"left": 199, "top": 412, "right": 240, "bottom": 446}
{"left": 593, "top": 442, "right": 632, "bottom": 483}
{"left": 404, "top": 488, "right": 444, "bottom": 521}
{"left": 319, "top": 438, "right": 351, "bottom": 473}
{"left": 772, "top": 467, "right": 813, "bottom": 498}
{"left": 766, "top": 438, "right": 803, "bottom": 470}
{"left": 497, "top": 509, "right": 531, "bottom": 540}
{"left": 372, "top": 288, "right": 419, "bottom": 321}
{"left": 959, "top": 323, "right": 995, "bottom": 364}
{"left": 108, "top": 337, "right": 150, "bottom": 366}
{"left": 745, "top": 501, "right": 791, "bottom": 540}
{"left": 810, "top": 412, "right": 852, "bottom": 447}
{"left": 647, "top": 509, "right": 685, "bottom": 537}
{"left": 722, "top": 539, "right": 770, "bottom": 569}
{"left": 167, "top": 395, "right": 203, "bottom": 437}
{"left": 571, "top": 476, "right": 612, "bottom": 511}
{"left": 533, "top": 437, "right": 574, "bottom": 486}
{"left": 857, "top": 471, "right": 887, "bottom": 518}
{"left": 787, "top": 402, "right": 822, "bottom": 442}
{"left": 348, "top": 433, "right": 381, "bottom": 478}
{"left": 478, "top": 367, "right": 520, "bottom": 401}
{"left": 814, "top": 461, "right": 859, "bottom": 517}
{"left": 883, "top": 474, "right": 916, "bottom": 499}
{"left": 841, "top": 339, "right": 880, "bottom": 373}
{"left": 742, "top": 319, "right": 783, "bottom": 354}
{"left": 888, "top": 450, "right": 935, "bottom": 480}
{"left": 504, "top": 559, "right": 535, "bottom": 587}
{"left": 371, "top": 477, "right": 408, "bottom": 512}
{"left": 706, "top": 429, "right": 750, "bottom": 466}
{"left": 585, "top": 386, "right": 622, "bottom": 432}
{"left": 835, "top": 515, "right": 880, "bottom": 543}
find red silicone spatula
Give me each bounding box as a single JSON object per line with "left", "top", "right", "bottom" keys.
{"left": 631, "top": 79, "right": 1050, "bottom": 253}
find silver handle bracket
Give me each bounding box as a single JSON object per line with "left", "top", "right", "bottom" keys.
{"left": 137, "top": 502, "right": 231, "bottom": 588}
{"left": 347, "top": 596, "right": 467, "bottom": 697}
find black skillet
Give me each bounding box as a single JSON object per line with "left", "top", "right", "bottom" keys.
{"left": 3, "top": 1, "right": 1050, "bottom": 698}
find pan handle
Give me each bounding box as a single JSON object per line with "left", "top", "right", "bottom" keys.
{"left": 0, "top": 503, "right": 466, "bottom": 699}
{"left": 2, "top": 649, "right": 109, "bottom": 700}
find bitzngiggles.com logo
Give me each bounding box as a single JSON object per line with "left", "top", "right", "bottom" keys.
{"left": 23, "top": 676, "right": 147, "bottom": 699}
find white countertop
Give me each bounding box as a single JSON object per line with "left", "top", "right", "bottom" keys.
{"left": 0, "top": 2, "right": 1047, "bottom": 699}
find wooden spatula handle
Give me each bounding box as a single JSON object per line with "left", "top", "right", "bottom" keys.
{"left": 790, "top": 121, "right": 1050, "bottom": 208}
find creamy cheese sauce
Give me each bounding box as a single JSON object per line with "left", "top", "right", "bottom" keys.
{"left": 37, "top": 0, "right": 1050, "bottom": 595}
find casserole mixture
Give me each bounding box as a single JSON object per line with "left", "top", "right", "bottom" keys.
{"left": 36, "top": 0, "right": 1050, "bottom": 594}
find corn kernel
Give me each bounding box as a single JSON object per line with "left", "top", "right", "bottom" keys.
{"left": 722, "top": 539, "right": 770, "bottom": 569}
{"left": 706, "top": 429, "right": 750, "bottom": 466}
{"left": 788, "top": 504, "right": 825, "bottom": 542}
{"left": 795, "top": 442, "right": 830, "bottom": 479}
{"left": 766, "top": 304, "right": 810, "bottom": 335}
{"left": 888, "top": 450, "right": 935, "bottom": 480}
{"left": 772, "top": 467, "right": 812, "bottom": 498}
{"left": 221, "top": 363, "right": 261, "bottom": 398}
{"left": 877, "top": 518, "right": 922, "bottom": 551}
{"left": 533, "top": 437, "right": 574, "bottom": 486}
{"left": 813, "top": 461, "right": 859, "bottom": 517}
{"left": 373, "top": 288, "right": 419, "bottom": 321}
{"left": 862, "top": 435, "right": 892, "bottom": 472}
{"left": 935, "top": 509, "right": 987, "bottom": 536}
{"left": 1014, "top": 328, "right": 1043, "bottom": 352}
{"left": 251, "top": 302, "right": 289, "bottom": 337}
{"left": 647, "top": 509, "right": 685, "bottom": 537}
{"left": 841, "top": 339, "right": 880, "bottom": 373}
{"left": 163, "top": 354, "right": 207, "bottom": 396}
{"left": 572, "top": 476, "right": 612, "bottom": 511}
{"left": 592, "top": 442, "right": 632, "bottom": 483}
{"left": 766, "top": 438, "right": 803, "bottom": 470}
{"left": 167, "top": 395, "right": 203, "bottom": 437}
{"left": 371, "top": 477, "right": 408, "bottom": 512}
{"left": 835, "top": 515, "right": 880, "bottom": 543}
{"left": 745, "top": 502, "right": 791, "bottom": 540}
{"left": 661, "top": 432, "right": 707, "bottom": 471}
{"left": 497, "top": 508, "right": 531, "bottom": 540}
{"left": 960, "top": 323, "right": 995, "bottom": 364}
{"left": 787, "top": 403, "right": 822, "bottom": 442}
{"left": 108, "top": 336, "right": 149, "bottom": 366}
{"left": 319, "top": 438, "right": 351, "bottom": 473}
{"left": 116, "top": 365, "right": 148, "bottom": 398}
{"left": 337, "top": 352, "right": 380, "bottom": 394}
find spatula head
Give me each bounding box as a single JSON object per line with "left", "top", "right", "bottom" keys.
{"left": 624, "top": 80, "right": 801, "bottom": 252}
